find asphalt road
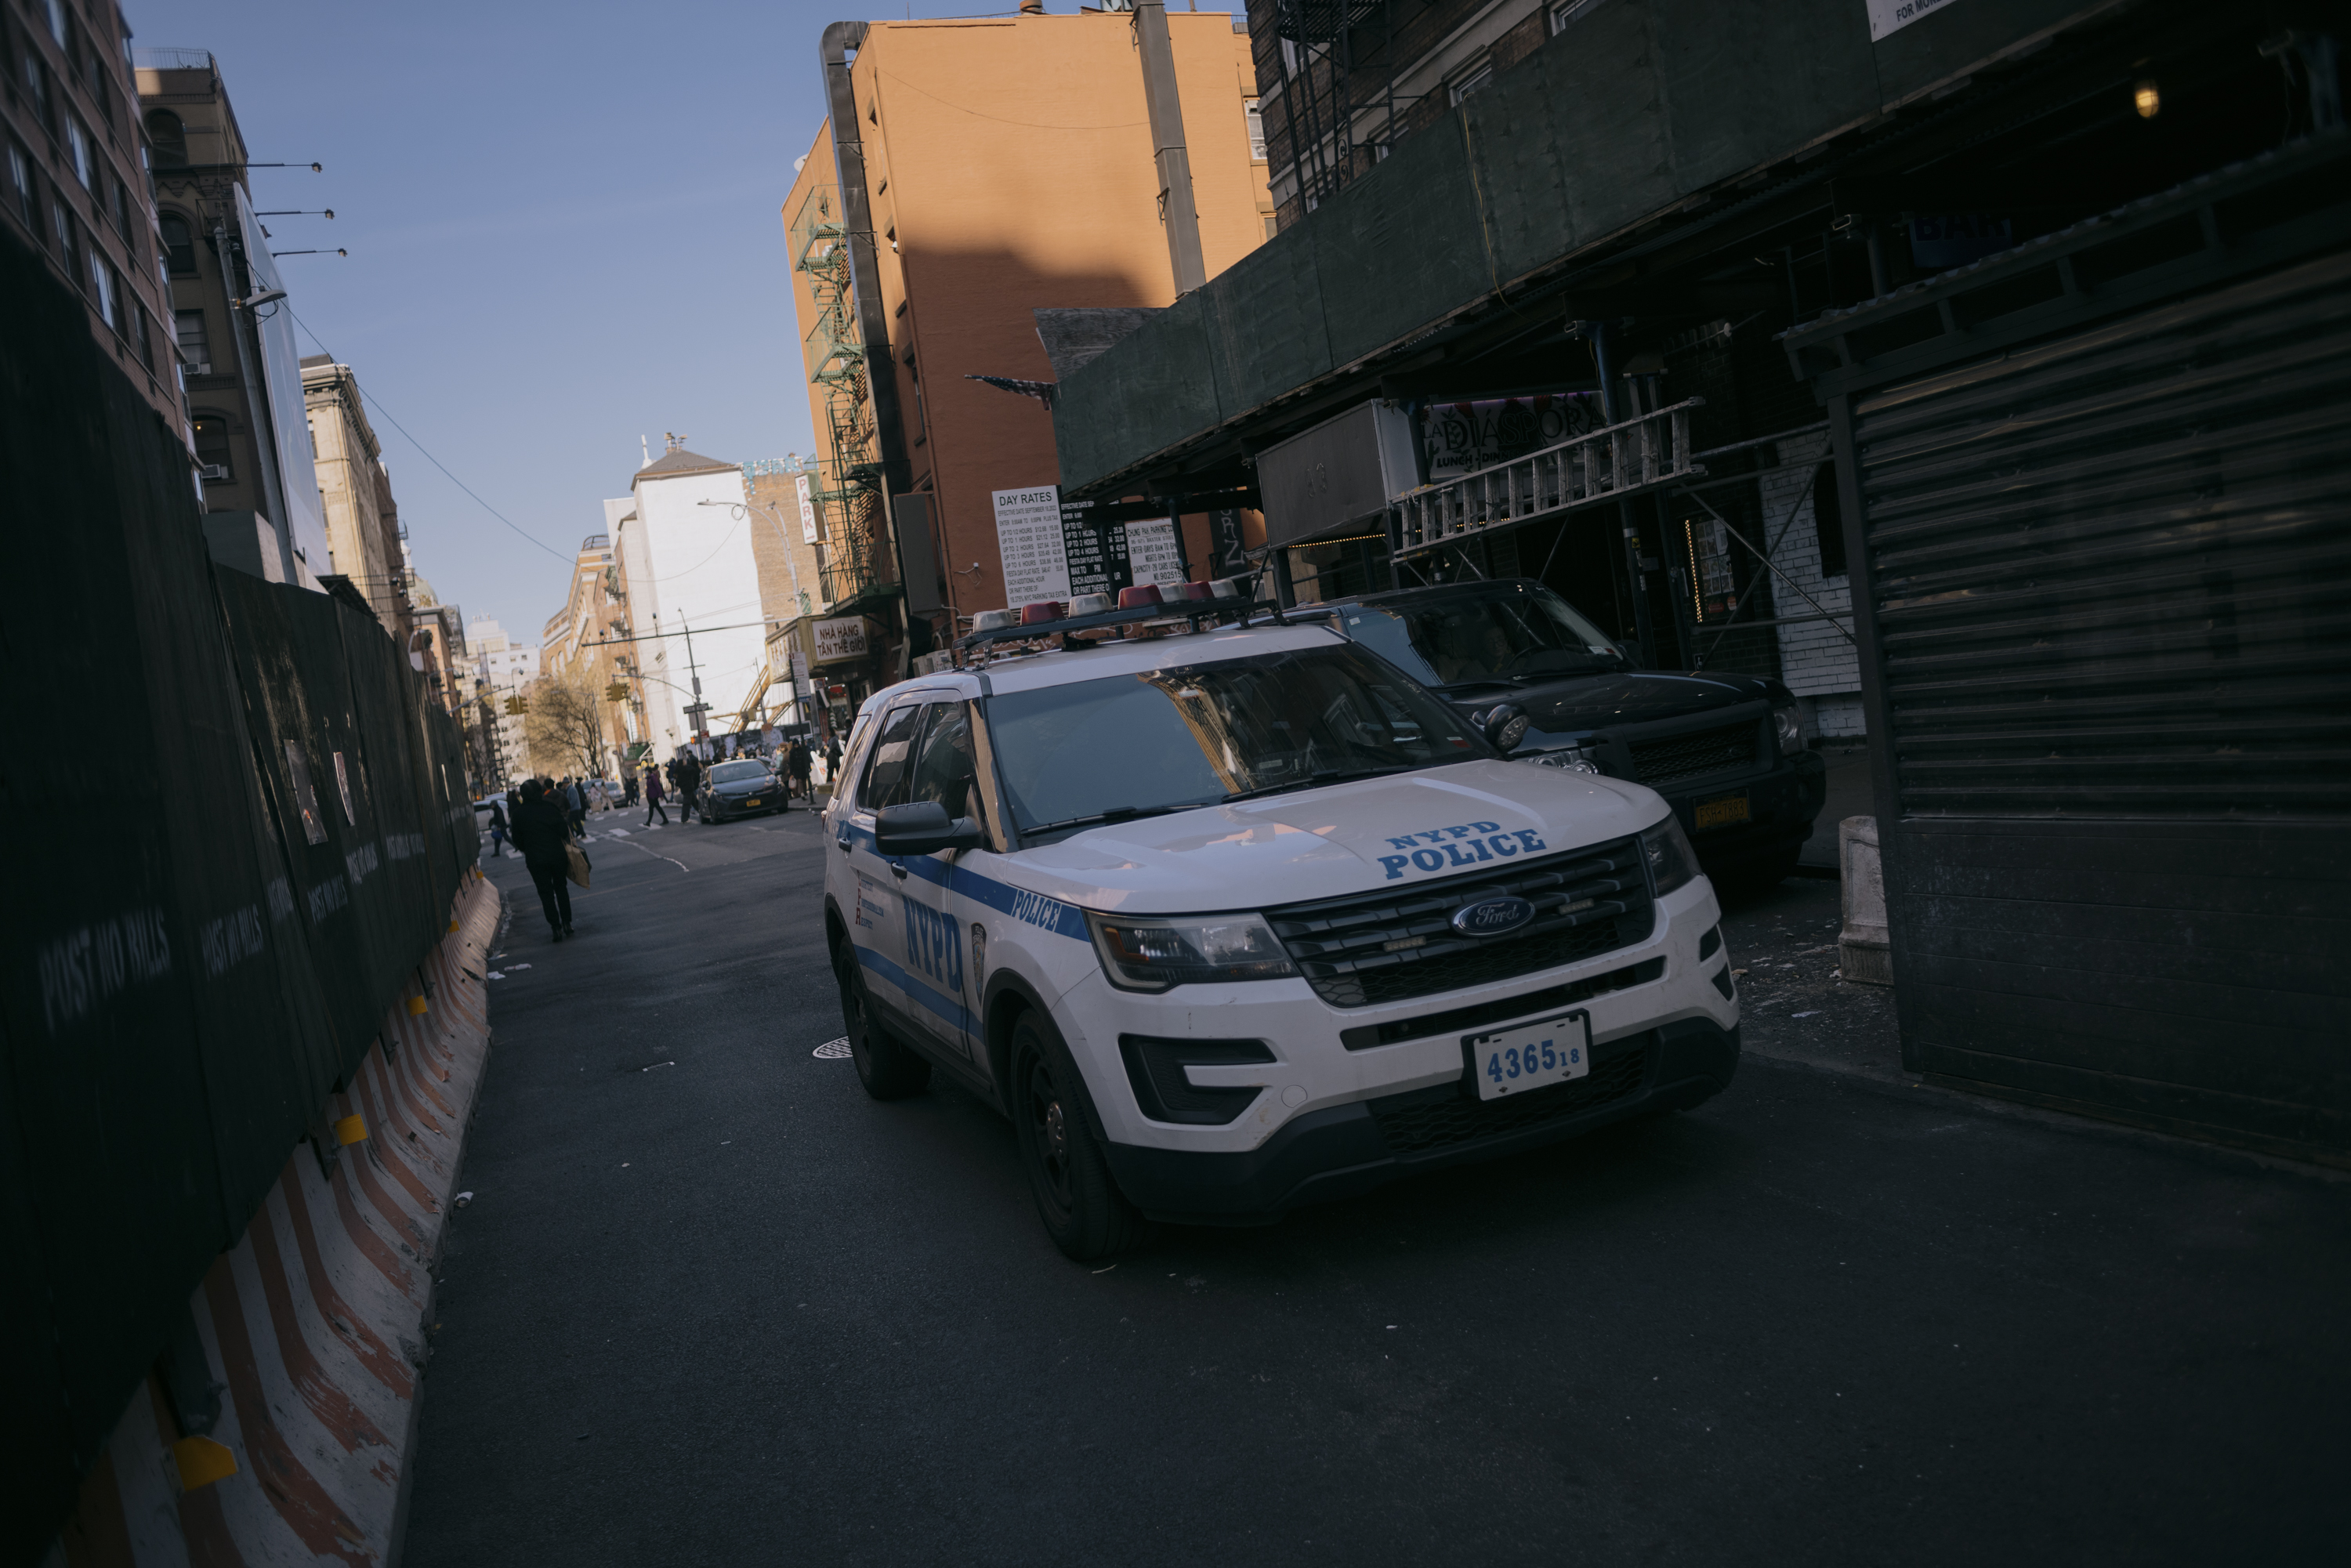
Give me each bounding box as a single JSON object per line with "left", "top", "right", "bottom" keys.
{"left": 404, "top": 805, "right": 2349, "bottom": 1566}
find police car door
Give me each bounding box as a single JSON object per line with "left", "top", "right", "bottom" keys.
{"left": 889, "top": 697, "right": 983, "bottom": 1062}
{"left": 842, "top": 698, "right": 928, "bottom": 1044}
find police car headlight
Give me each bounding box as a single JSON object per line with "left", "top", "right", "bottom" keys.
{"left": 1527, "top": 745, "right": 1601, "bottom": 775}
{"left": 1639, "top": 815, "right": 1701, "bottom": 897}
{"left": 1085, "top": 911, "right": 1298, "bottom": 993}
{"left": 1773, "top": 701, "right": 1805, "bottom": 756}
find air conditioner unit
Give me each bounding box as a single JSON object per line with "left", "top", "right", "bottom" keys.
{"left": 187, "top": 361, "right": 211, "bottom": 375}
{"left": 197, "top": 464, "right": 229, "bottom": 480}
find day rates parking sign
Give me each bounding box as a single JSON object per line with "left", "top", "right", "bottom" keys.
{"left": 995, "top": 484, "right": 1190, "bottom": 604}
{"left": 993, "top": 486, "right": 1071, "bottom": 605}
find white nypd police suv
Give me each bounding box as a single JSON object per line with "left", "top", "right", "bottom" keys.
{"left": 821, "top": 618, "right": 1740, "bottom": 1259}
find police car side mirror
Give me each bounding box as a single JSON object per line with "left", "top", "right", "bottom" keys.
{"left": 875, "top": 800, "right": 984, "bottom": 856}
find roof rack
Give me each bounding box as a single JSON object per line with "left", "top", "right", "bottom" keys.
{"left": 954, "top": 591, "right": 1279, "bottom": 659}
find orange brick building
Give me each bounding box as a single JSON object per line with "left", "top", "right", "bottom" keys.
{"left": 781, "top": 9, "right": 1270, "bottom": 675}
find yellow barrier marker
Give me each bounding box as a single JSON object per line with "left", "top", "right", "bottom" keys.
{"left": 408, "top": 997, "right": 429, "bottom": 1016}
{"left": 172, "top": 1436, "right": 238, "bottom": 1490}
{"left": 334, "top": 1114, "right": 368, "bottom": 1146}
{"left": 449, "top": 918, "right": 461, "bottom": 932}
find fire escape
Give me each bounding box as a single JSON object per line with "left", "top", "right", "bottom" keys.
{"left": 1270, "top": 0, "right": 1400, "bottom": 218}
{"left": 792, "top": 186, "right": 894, "bottom": 608}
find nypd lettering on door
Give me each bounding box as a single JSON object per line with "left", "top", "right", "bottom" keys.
{"left": 904, "top": 897, "right": 965, "bottom": 994}
{"left": 1376, "top": 820, "right": 1548, "bottom": 881}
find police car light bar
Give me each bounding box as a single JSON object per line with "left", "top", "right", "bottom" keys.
{"left": 954, "top": 589, "right": 1275, "bottom": 657}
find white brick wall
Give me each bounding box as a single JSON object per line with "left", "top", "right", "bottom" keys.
{"left": 1760, "top": 429, "right": 1866, "bottom": 738}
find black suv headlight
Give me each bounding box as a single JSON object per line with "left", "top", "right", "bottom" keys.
{"left": 1772, "top": 702, "right": 1805, "bottom": 756}
{"left": 1639, "top": 816, "right": 1701, "bottom": 897}
{"left": 1085, "top": 911, "right": 1299, "bottom": 993}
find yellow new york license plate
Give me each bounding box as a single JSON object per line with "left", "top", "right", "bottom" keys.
{"left": 1694, "top": 794, "right": 1750, "bottom": 831}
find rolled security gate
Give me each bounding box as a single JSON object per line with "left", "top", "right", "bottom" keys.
{"left": 1785, "top": 132, "right": 2351, "bottom": 1162}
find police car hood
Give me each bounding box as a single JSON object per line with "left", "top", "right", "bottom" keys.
{"left": 1012, "top": 759, "right": 1665, "bottom": 913}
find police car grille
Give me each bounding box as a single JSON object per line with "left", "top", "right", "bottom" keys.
{"left": 1628, "top": 719, "right": 1762, "bottom": 787}
{"left": 1367, "top": 1035, "right": 1650, "bottom": 1154}
{"left": 1264, "top": 837, "right": 1654, "bottom": 1009}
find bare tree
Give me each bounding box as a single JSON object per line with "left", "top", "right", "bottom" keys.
{"left": 523, "top": 673, "right": 609, "bottom": 778}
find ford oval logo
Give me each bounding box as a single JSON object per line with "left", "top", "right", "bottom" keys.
{"left": 1451, "top": 896, "right": 1535, "bottom": 938}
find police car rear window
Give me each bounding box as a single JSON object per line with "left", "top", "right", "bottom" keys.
{"left": 985, "top": 644, "right": 1483, "bottom": 843}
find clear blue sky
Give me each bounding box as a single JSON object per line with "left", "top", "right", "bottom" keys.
{"left": 126, "top": 0, "right": 1020, "bottom": 644}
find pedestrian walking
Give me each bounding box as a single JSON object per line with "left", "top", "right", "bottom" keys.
{"left": 788, "top": 737, "right": 812, "bottom": 802}
{"left": 676, "top": 751, "right": 704, "bottom": 824}
{"left": 643, "top": 766, "right": 669, "bottom": 825}
{"left": 563, "top": 776, "right": 588, "bottom": 838}
{"left": 824, "top": 737, "right": 841, "bottom": 788}
{"left": 487, "top": 797, "right": 510, "bottom": 858}
{"left": 623, "top": 771, "right": 639, "bottom": 806}
{"left": 509, "top": 780, "right": 576, "bottom": 942}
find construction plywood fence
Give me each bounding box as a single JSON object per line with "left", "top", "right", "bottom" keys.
{"left": 1789, "top": 137, "right": 2351, "bottom": 1163}
{"left": 0, "top": 226, "right": 481, "bottom": 1560}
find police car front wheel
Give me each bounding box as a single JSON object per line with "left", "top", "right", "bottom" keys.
{"left": 1009, "top": 1010, "right": 1147, "bottom": 1262}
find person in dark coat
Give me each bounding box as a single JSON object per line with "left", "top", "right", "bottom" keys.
{"left": 643, "top": 765, "right": 668, "bottom": 825}
{"left": 675, "top": 751, "right": 704, "bottom": 824}
{"left": 788, "top": 738, "right": 812, "bottom": 801}
{"left": 509, "top": 779, "right": 575, "bottom": 941}
{"left": 487, "top": 798, "right": 510, "bottom": 858}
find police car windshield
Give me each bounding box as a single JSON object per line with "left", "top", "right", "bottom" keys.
{"left": 1346, "top": 585, "right": 1621, "bottom": 687}
{"left": 707, "top": 761, "right": 766, "bottom": 783}
{"left": 987, "top": 645, "right": 1485, "bottom": 843}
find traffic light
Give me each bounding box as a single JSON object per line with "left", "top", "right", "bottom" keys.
{"left": 504, "top": 695, "right": 529, "bottom": 715}
{"left": 605, "top": 682, "right": 631, "bottom": 701}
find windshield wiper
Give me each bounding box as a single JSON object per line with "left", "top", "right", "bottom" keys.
{"left": 1223, "top": 766, "right": 1411, "bottom": 802}
{"left": 1020, "top": 802, "right": 1214, "bottom": 837}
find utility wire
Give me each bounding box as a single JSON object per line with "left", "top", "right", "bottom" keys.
{"left": 288, "top": 308, "right": 574, "bottom": 566}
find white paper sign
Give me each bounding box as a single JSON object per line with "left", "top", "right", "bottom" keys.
{"left": 993, "top": 485, "right": 1070, "bottom": 606}
{"left": 1124, "top": 518, "right": 1185, "bottom": 588}
{"left": 794, "top": 473, "right": 819, "bottom": 543}
{"left": 813, "top": 616, "right": 868, "bottom": 663}
{"left": 1865, "top": 0, "right": 1965, "bottom": 41}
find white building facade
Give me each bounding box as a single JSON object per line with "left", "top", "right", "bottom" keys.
{"left": 468, "top": 617, "right": 540, "bottom": 784}
{"left": 610, "top": 442, "right": 769, "bottom": 759}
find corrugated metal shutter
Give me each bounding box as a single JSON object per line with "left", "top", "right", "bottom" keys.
{"left": 1789, "top": 136, "right": 2351, "bottom": 1164}
{"left": 1853, "top": 246, "right": 2351, "bottom": 819}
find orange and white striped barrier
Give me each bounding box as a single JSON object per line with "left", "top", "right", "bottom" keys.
{"left": 63, "top": 878, "right": 502, "bottom": 1566}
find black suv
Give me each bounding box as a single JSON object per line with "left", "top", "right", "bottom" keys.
{"left": 696, "top": 758, "right": 788, "bottom": 821}
{"left": 1316, "top": 578, "right": 1826, "bottom": 892}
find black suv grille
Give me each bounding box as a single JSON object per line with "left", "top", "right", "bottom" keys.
{"left": 1628, "top": 719, "right": 1762, "bottom": 787}
{"left": 1367, "top": 1033, "right": 1651, "bottom": 1154}
{"left": 1265, "top": 836, "right": 1654, "bottom": 1009}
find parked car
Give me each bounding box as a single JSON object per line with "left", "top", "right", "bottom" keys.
{"left": 697, "top": 759, "right": 786, "bottom": 820}
{"left": 1312, "top": 578, "right": 1827, "bottom": 893}
{"left": 824, "top": 617, "right": 1739, "bottom": 1259}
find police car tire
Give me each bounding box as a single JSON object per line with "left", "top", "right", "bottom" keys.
{"left": 1008, "top": 1010, "right": 1146, "bottom": 1261}
{"left": 835, "top": 943, "right": 930, "bottom": 1099}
